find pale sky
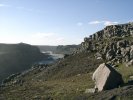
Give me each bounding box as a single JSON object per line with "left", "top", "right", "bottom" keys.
{"left": 0, "top": 0, "right": 133, "bottom": 45}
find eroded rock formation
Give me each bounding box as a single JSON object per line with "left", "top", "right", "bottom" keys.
{"left": 77, "top": 22, "right": 133, "bottom": 64}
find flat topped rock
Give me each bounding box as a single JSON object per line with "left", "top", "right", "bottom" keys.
{"left": 92, "top": 63, "right": 124, "bottom": 91}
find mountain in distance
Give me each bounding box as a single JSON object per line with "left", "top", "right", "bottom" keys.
{"left": 1, "top": 22, "right": 133, "bottom": 99}
{"left": 36, "top": 45, "right": 57, "bottom": 53}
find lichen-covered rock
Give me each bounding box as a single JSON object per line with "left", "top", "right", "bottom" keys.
{"left": 130, "top": 45, "right": 133, "bottom": 59}
{"left": 76, "top": 22, "right": 133, "bottom": 64}
{"left": 106, "top": 49, "right": 115, "bottom": 60}
{"left": 92, "top": 63, "right": 123, "bottom": 91}
{"left": 126, "top": 59, "right": 133, "bottom": 67}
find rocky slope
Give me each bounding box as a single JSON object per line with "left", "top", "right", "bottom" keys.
{"left": 77, "top": 22, "right": 133, "bottom": 64}
{"left": 1, "top": 22, "right": 133, "bottom": 100}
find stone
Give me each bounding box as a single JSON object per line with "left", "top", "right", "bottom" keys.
{"left": 85, "top": 88, "right": 96, "bottom": 93}
{"left": 95, "top": 52, "right": 102, "bottom": 58}
{"left": 103, "top": 45, "right": 109, "bottom": 54}
{"left": 126, "top": 59, "right": 133, "bottom": 67}
{"left": 97, "top": 57, "right": 102, "bottom": 60}
{"left": 117, "top": 41, "right": 125, "bottom": 48}
{"left": 84, "top": 37, "right": 90, "bottom": 42}
{"left": 130, "top": 45, "right": 133, "bottom": 59}
{"left": 2, "top": 73, "right": 21, "bottom": 84}
{"left": 129, "top": 75, "right": 133, "bottom": 79}
{"left": 106, "top": 49, "right": 115, "bottom": 60}
{"left": 92, "top": 63, "right": 123, "bottom": 91}
{"left": 121, "top": 48, "right": 125, "bottom": 56}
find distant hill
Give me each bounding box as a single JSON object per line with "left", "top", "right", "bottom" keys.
{"left": 36, "top": 45, "right": 57, "bottom": 52}
{"left": 0, "top": 43, "right": 45, "bottom": 82}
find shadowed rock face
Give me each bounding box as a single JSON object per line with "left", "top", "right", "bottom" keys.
{"left": 92, "top": 63, "right": 124, "bottom": 91}
{"left": 0, "top": 43, "right": 45, "bottom": 82}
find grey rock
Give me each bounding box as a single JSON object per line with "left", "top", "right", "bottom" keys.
{"left": 92, "top": 63, "right": 123, "bottom": 91}
{"left": 126, "top": 59, "right": 133, "bottom": 67}
{"left": 106, "top": 49, "right": 115, "bottom": 60}
{"left": 85, "top": 88, "right": 96, "bottom": 93}
{"left": 130, "top": 45, "right": 133, "bottom": 59}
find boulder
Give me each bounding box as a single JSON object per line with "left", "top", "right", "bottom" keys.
{"left": 95, "top": 52, "right": 102, "bottom": 59}
{"left": 106, "top": 49, "right": 115, "bottom": 60}
{"left": 92, "top": 63, "right": 123, "bottom": 91}
{"left": 126, "top": 59, "right": 133, "bottom": 67}
{"left": 85, "top": 88, "right": 96, "bottom": 93}
{"left": 130, "top": 45, "right": 133, "bottom": 59}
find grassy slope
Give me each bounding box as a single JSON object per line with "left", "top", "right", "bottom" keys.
{"left": 1, "top": 73, "right": 94, "bottom": 100}
{"left": 0, "top": 52, "right": 103, "bottom": 100}
{"left": 2, "top": 57, "right": 133, "bottom": 100}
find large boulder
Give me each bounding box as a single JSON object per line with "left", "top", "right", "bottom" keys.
{"left": 92, "top": 63, "right": 123, "bottom": 91}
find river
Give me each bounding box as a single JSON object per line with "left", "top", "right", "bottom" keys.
{"left": 38, "top": 51, "right": 64, "bottom": 65}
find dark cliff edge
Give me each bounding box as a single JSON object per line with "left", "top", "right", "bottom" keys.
{"left": 0, "top": 43, "right": 45, "bottom": 83}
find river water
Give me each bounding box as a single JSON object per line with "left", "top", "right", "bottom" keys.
{"left": 38, "top": 51, "right": 64, "bottom": 65}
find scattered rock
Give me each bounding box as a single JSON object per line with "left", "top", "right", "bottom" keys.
{"left": 85, "top": 88, "right": 96, "bottom": 93}
{"left": 2, "top": 73, "right": 21, "bottom": 84}
{"left": 130, "top": 45, "right": 133, "bottom": 59}
{"left": 92, "top": 63, "right": 124, "bottom": 91}
{"left": 33, "top": 95, "right": 41, "bottom": 100}
{"left": 126, "top": 59, "right": 133, "bottom": 67}
{"left": 129, "top": 76, "right": 133, "bottom": 79}
{"left": 95, "top": 52, "right": 102, "bottom": 59}
{"left": 77, "top": 74, "right": 81, "bottom": 76}
{"left": 106, "top": 49, "right": 115, "bottom": 60}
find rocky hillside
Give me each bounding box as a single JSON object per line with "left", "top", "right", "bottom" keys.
{"left": 77, "top": 22, "right": 133, "bottom": 64}
{"left": 1, "top": 22, "right": 133, "bottom": 100}
{"left": 0, "top": 43, "right": 45, "bottom": 83}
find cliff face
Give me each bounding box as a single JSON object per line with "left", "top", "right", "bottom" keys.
{"left": 0, "top": 43, "right": 44, "bottom": 82}
{"left": 91, "top": 22, "right": 133, "bottom": 40}
{"left": 77, "top": 22, "right": 133, "bottom": 64}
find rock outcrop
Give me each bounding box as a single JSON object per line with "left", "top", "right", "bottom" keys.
{"left": 55, "top": 45, "right": 79, "bottom": 54}
{"left": 92, "top": 63, "right": 123, "bottom": 91}
{"left": 76, "top": 22, "right": 133, "bottom": 64}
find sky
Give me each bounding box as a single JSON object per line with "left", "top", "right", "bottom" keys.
{"left": 0, "top": 0, "right": 133, "bottom": 45}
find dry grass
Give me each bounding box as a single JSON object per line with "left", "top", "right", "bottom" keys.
{"left": 1, "top": 73, "right": 94, "bottom": 100}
